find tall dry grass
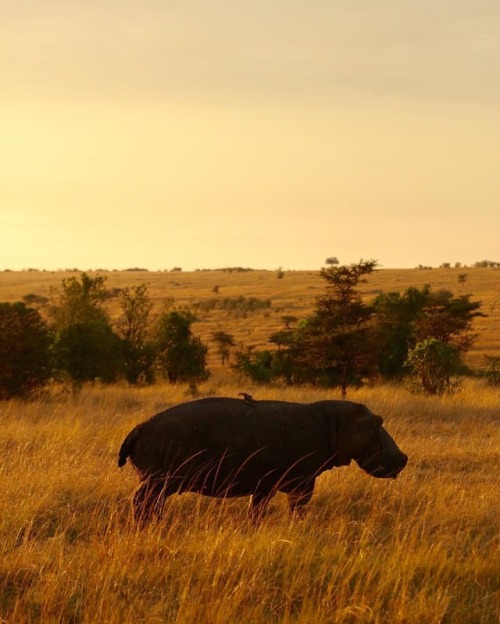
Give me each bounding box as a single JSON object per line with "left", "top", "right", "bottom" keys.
{"left": 1, "top": 381, "right": 498, "bottom": 623}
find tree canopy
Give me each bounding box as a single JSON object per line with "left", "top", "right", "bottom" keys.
{"left": 0, "top": 302, "right": 52, "bottom": 399}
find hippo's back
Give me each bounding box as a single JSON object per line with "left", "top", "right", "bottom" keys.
{"left": 123, "top": 397, "right": 330, "bottom": 494}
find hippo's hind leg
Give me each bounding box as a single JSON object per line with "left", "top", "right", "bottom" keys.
{"left": 133, "top": 476, "right": 169, "bottom": 525}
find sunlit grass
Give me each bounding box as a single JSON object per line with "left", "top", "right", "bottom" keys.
{"left": 1, "top": 381, "right": 498, "bottom": 622}
{"left": 0, "top": 268, "right": 498, "bottom": 621}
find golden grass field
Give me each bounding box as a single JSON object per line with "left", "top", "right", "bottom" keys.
{"left": 0, "top": 268, "right": 499, "bottom": 622}
{"left": 0, "top": 382, "right": 498, "bottom": 623}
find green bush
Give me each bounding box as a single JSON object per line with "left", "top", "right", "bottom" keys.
{"left": 405, "top": 338, "right": 463, "bottom": 394}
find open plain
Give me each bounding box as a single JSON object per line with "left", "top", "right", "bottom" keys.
{"left": 0, "top": 267, "right": 499, "bottom": 623}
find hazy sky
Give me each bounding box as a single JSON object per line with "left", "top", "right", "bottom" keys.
{"left": 2, "top": 1, "right": 499, "bottom": 270}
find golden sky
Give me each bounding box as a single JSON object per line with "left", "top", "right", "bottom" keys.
{"left": 2, "top": 1, "right": 499, "bottom": 270}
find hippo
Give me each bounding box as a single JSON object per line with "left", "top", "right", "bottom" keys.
{"left": 118, "top": 397, "right": 408, "bottom": 523}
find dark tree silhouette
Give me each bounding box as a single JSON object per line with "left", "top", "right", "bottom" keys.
{"left": 155, "top": 308, "right": 209, "bottom": 383}
{"left": 0, "top": 302, "right": 52, "bottom": 398}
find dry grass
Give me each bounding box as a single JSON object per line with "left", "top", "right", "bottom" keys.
{"left": 1, "top": 266, "right": 499, "bottom": 373}
{"left": 0, "top": 381, "right": 499, "bottom": 623}
{"left": 1, "top": 268, "right": 499, "bottom": 621}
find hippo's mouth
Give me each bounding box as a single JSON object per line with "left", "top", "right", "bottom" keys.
{"left": 357, "top": 454, "right": 408, "bottom": 479}
{"left": 364, "top": 466, "right": 400, "bottom": 479}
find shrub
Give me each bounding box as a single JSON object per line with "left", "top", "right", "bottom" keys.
{"left": 481, "top": 356, "right": 500, "bottom": 386}
{"left": 154, "top": 308, "right": 209, "bottom": 383}
{"left": 233, "top": 349, "right": 275, "bottom": 383}
{"left": 405, "top": 338, "right": 463, "bottom": 394}
{"left": 0, "top": 302, "right": 52, "bottom": 398}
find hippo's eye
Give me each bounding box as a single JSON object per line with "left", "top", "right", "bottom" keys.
{"left": 372, "top": 415, "right": 383, "bottom": 428}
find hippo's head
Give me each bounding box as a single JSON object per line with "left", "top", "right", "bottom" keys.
{"left": 331, "top": 403, "right": 408, "bottom": 479}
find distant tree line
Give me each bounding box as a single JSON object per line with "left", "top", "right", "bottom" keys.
{"left": 0, "top": 264, "right": 497, "bottom": 400}
{"left": 473, "top": 260, "right": 500, "bottom": 268}
{"left": 0, "top": 274, "right": 209, "bottom": 399}
{"left": 233, "top": 260, "right": 490, "bottom": 396}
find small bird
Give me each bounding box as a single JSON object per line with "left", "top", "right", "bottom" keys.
{"left": 238, "top": 392, "right": 255, "bottom": 404}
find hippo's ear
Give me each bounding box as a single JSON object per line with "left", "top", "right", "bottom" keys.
{"left": 356, "top": 405, "right": 383, "bottom": 429}
{"left": 330, "top": 403, "right": 372, "bottom": 467}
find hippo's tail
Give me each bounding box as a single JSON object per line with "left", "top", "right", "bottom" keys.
{"left": 118, "top": 425, "right": 142, "bottom": 467}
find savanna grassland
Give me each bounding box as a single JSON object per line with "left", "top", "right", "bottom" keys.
{"left": 0, "top": 268, "right": 499, "bottom": 623}
{"left": 2, "top": 266, "right": 500, "bottom": 371}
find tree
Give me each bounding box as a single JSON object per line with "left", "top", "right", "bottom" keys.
{"left": 281, "top": 315, "right": 298, "bottom": 329}
{"left": 50, "top": 273, "right": 123, "bottom": 384}
{"left": 269, "top": 330, "right": 293, "bottom": 352}
{"left": 117, "top": 284, "right": 156, "bottom": 384}
{"left": 405, "top": 338, "right": 463, "bottom": 394}
{"left": 373, "top": 286, "right": 483, "bottom": 383}
{"left": 372, "top": 286, "right": 431, "bottom": 379}
{"left": 233, "top": 349, "right": 274, "bottom": 383}
{"left": 413, "top": 289, "right": 482, "bottom": 352}
{"left": 155, "top": 308, "right": 209, "bottom": 383}
{"left": 50, "top": 272, "right": 108, "bottom": 327}
{"left": 296, "top": 260, "right": 379, "bottom": 396}
{"left": 54, "top": 323, "right": 123, "bottom": 384}
{"left": 211, "top": 330, "right": 235, "bottom": 366}
{"left": 0, "top": 302, "right": 53, "bottom": 399}
{"left": 406, "top": 290, "right": 482, "bottom": 394}
{"left": 232, "top": 323, "right": 312, "bottom": 386}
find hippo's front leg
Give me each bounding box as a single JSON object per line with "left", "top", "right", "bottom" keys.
{"left": 132, "top": 477, "right": 169, "bottom": 525}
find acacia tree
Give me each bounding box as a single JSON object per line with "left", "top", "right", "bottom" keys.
{"left": 298, "top": 259, "right": 379, "bottom": 397}
{"left": 325, "top": 257, "right": 339, "bottom": 266}
{"left": 211, "top": 330, "right": 235, "bottom": 366}
{"left": 412, "top": 289, "right": 482, "bottom": 351}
